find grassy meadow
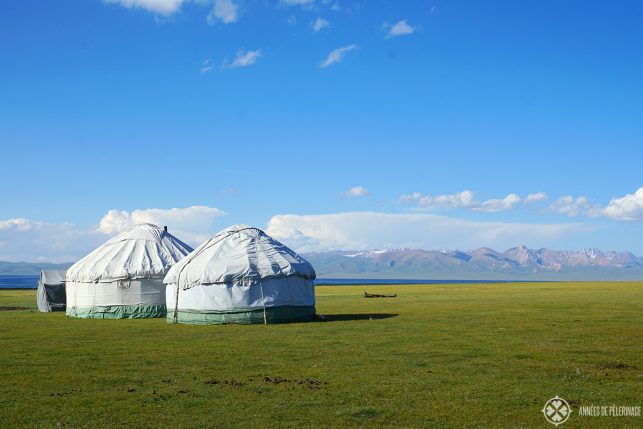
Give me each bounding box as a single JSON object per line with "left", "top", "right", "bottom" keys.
{"left": 0, "top": 282, "right": 641, "bottom": 428}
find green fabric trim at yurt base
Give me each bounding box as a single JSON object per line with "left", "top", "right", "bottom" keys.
{"left": 167, "top": 305, "right": 315, "bottom": 325}
{"left": 67, "top": 305, "right": 166, "bottom": 319}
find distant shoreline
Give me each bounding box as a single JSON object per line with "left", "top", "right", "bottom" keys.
{"left": 1, "top": 275, "right": 640, "bottom": 290}
{"left": 0, "top": 275, "right": 542, "bottom": 290}
{"left": 314, "top": 278, "right": 546, "bottom": 285}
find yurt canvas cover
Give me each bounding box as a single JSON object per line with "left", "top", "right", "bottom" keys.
{"left": 165, "top": 225, "right": 316, "bottom": 325}
{"left": 66, "top": 224, "right": 192, "bottom": 319}
{"left": 37, "top": 270, "right": 67, "bottom": 312}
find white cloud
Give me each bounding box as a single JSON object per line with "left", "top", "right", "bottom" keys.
{"left": 312, "top": 17, "right": 330, "bottom": 33}
{"left": 384, "top": 19, "right": 415, "bottom": 38}
{"left": 402, "top": 189, "right": 642, "bottom": 218}
{"left": 319, "top": 44, "right": 357, "bottom": 68}
{"left": 0, "top": 206, "right": 227, "bottom": 262}
{"left": 547, "top": 188, "right": 643, "bottom": 221}
{"left": 548, "top": 195, "right": 601, "bottom": 217}
{"left": 340, "top": 186, "right": 369, "bottom": 198}
{"left": 99, "top": 205, "right": 226, "bottom": 244}
{"left": 220, "top": 188, "right": 239, "bottom": 195}
{"left": 280, "top": 0, "right": 316, "bottom": 7}
{"left": 601, "top": 187, "right": 643, "bottom": 221}
{"left": 104, "top": 0, "right": 188, "bottom": 15}
{"left": 266, "top": 212, "right": 591, "bottom": 253}
{"left": 401, "top": 190, "right": 477, "bottom": 209}
{"left": 525, "top": 192, "right": 549, "bottom": 205}
{"left": 0, "top": 218, "right": 108, "bottom": 263}
{"left": 106, "top": 0, "right": 240, "bottom": 23}
{"left": 400, "top": 192, "right": 423, "bottom": 202}
{"left": 403, "top": 190, "right": 528, "bottom": 213}
{"left": 207, "top": 0, "right": 239, "bottom": 25}
{"left": 200, "top": 58, "right": 214, "bottom": 73}
{"left": 222, "top": 49, "right": 261, "bottom": 69}
{"left": 0, "top": 218, "right": 36, "bottom": 232}
{"left": 432, "top": 190, "right": 477, "bottom": 208}
{"left": 473, "top": 194, "right": 521, "bottom": 213}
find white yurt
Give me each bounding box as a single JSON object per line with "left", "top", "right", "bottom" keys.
{"left": 66, "top": 223, "right": 193, "bottom": 319}
{"left": 37, "top": 270, "right": 67, "bottom": 312}
{"left": 165, "top": 224, "right": 316, "bottom": 324}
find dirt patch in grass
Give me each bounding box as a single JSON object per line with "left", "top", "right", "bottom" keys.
{"left": 0, "top": 306, "right": 31, "bottom": 311}
{"left": 262, "top": 376, "right": 328, "bottom": 388}
{"left": 596, "top": 361, "right": 637, "bottom": 371}
{"left": 204, "top": 379, "right": 244, "bottom": 387}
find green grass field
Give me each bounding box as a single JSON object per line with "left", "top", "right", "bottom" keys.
{"left": 0, "top": 282, "right": 641, "bottom": 428}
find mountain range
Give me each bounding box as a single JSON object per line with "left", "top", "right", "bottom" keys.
{"left": 0, "top": 261, "right": 73, "bottom": 276}
{"left": 303, "top": 246, "right": 643, "bottom": 280}
{"left": 2, "top": 245, "right": 642, "bottom": 280}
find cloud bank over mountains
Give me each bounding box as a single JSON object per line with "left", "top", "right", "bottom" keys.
{"left": 266, "top": 212, "right": 591, "bottom": 253}
{"left": 0, "top": 209, "right": 590, "bottom": 262}
{"left": 0, "top": 187, "right": 641, "bottom": 262}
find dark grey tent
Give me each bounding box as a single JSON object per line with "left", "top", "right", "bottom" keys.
{"left": 37, "top": 270, "right": 66, "bottom": 312}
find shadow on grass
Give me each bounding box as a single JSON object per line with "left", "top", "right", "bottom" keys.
{"left": 316, "top": 313, "right": 398, "bottom": 322}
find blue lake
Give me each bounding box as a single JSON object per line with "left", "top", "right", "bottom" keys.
{"left": 0, "top": 275, "right": 39, "bottom": 289}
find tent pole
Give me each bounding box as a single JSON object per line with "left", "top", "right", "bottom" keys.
{"left": 260, "top": 283, "right": 267, "bottom": 325}
{"left": 173, "top": 269, "right": 182, "bottom": 324}
{"left": 173, "top": 282, "right": 180, "bottom": 323}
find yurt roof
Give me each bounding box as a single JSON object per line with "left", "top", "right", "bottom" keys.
{"left": 66, "top": 223, "right": 193, "bottom": 283}
{"left": 41, "top": 270, "right": 67, "bottom": 285}
{"left": 164, "top": 224, "right": 315, "bottom": 289}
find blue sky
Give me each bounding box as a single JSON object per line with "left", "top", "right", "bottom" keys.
{"left": 1, "top": 0, "right": 642, "bottom": 261}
